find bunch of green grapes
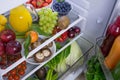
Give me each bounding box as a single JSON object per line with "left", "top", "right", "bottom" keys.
{"left": 38, "top": 8, "right": 58, "bottom": 34}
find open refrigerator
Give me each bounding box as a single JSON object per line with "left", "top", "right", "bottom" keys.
{"left": 0, "top": 0, "right": 119, "bottom": 80}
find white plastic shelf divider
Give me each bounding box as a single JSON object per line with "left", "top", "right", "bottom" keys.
{"left": 0, "top": 0, "right": 27, "bottom": 14}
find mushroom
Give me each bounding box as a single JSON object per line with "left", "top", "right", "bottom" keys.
{"left": 34, "top": 52, "right": 45, "bottom": 63}
{"left": 41, "top": 48, "right": 52, "bottom": 58}
{"left": 43, "top": 38, "right": 53, "bottom": 47}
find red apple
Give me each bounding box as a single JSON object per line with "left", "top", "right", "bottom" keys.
{"left": 6, "top": 40, "right": 21, "bottom": 55}
{"left": 0, "top": 29, "right": 16, "bottom": 43}
{"left": 0, "top": 40, "right": 5, "bottom": 56}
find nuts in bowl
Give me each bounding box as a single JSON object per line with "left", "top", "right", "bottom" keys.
{"left": 26, "top": 0, "right": 53, "bottom": 12}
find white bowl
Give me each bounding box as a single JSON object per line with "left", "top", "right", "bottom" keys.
{"left": 22, "top": 35, "right": 56, "bottom": 65}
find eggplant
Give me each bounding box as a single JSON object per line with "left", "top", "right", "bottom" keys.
{"left": 35, "top": 67, "right": 47, "bottom": 80}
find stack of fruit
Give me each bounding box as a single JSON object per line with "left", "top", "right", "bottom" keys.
{"left": 53, "top": 26, "right": 81, "bottom": 42}
{"left": 38, "top": 8, "right": 58, "bottom": 34}
{"left": 0, "top": 29, "right": 22, "bottom": 68}
{"left": 4, "top": 61, "right": 27, "bottom": 80}
{"left": 52, "top": 1, "right": 72, "bottom": 16}
{"left": 26, "top": 0, "right": 52, "bottom": 10}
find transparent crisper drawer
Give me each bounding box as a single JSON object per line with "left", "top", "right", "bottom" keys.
{"left": 54, "top": 37, "right": 93, "bottom": 80}
{"left": 25, "top": 36, "right": 93, "bottom": 80}
{"left": 95, "top": 38, "right": 114, "bottom": 80}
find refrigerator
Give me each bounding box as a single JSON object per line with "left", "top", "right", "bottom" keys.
{"left": 0, "top": 0, "right": 119, "bottom": 80}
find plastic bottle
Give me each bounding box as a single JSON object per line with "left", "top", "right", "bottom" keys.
{"left": 104, "top": 35, "right": 120, "bottom": 70}
{"left": 100, "top": 16, "right": 120, "bottom": 57}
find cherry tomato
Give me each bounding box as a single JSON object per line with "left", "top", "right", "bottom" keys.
{"left": 16, "top": 64, "right": 22, "bottom": 70}
{"left": 8, "top": 74, "right": 13, "bottom": 80}
{"left": 21, "top": 65, "right": 27, "bottom": 70}
{"left": 21, "top": 61, "right": 26, "bottom": 65}
{"left": 10, "top": 69, "right": 17, "bottom": 75}
{"left": 18, "top": 69, "right": 25, "bottom": 76}
{"left": 61, "top": 31, "right": 68, "bottom": 40}
{"left": 13, "top": 74, "right": 20, "bottom": 80}
{"left": 55, "top": 37, "right": 64, "bottom": 42}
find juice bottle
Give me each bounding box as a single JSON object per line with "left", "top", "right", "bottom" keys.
{"left": 104, "top": 35, "right": 120, "bottom": 70}
{"left": 100, "top": 16, "right": 120, "bottom": 57}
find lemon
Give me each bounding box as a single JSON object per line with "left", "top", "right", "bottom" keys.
{"left": 0, "top": 14, "right": 7, "bottom": 26}
{"left": 0, "top": 25, "right": 5, "bottom": 32}
{"left": 9, "top": 5, "right": 32, "bottom": 32}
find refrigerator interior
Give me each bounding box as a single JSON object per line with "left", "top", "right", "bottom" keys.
{"left": 0, "top": 0, "right": 119, "bottom": 80}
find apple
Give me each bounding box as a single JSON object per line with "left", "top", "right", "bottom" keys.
{"left": 6, "top": 40, "right": 21, "bottom": 55}
{"left": 0, "top": 29, "right": 16, "bottom": 43}
{"left": 0, "top": 40, "right": 5, "bottom": 56}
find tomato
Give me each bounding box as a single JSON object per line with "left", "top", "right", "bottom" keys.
{"left": 53, "top": 27, "right": 68, "bottom": 42}
{"left": 61, "top": 31, "right": 68, "bottom": 40}
{"left": 21, "top": 65, "right": 27, "bottom": 70}
{"left": 18, "top": 69, "right": 25, "bottom": 76}
{"left": 16, "top": 64, "right": 22, "bottom": 70}
{"left": 13, "top": 74, "right": 20, "bottom": 80}
{"left": 10, "top": 69, "right": 17, "bottom": 75}
{"left": 8, "top": 74, "right": 13, "bottom": 80}
{"left": 21, "top": 61, "right": 26, "bottom": 65}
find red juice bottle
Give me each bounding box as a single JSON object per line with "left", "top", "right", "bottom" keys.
{"left": 101, "top": 16, "right": 120, "bottom": 57}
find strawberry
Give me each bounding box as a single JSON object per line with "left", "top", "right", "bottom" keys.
{"left": 31, "top": 0, "right": 37, "bottom": 8}
{"left": 45, "top": 0, "right": 52, "bottom": 3}
{"left": 42, "top": 2, "right": 49, "bottom": 7}
{"left": 36, "top": 0, "right": 44, "bottom": 8}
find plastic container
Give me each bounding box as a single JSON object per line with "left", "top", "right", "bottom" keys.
{"left": 100, "top": 16, "right": 120, "bottom": 57}
{"left": 104, "top": 35, "right": 120, "bottom": 70}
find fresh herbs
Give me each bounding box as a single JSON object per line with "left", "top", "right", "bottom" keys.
{"left": 24, "top": 35, "right": 31, "bottom": 57}
{"left": 85, "top": 56, "right": 106, "bottom": 80}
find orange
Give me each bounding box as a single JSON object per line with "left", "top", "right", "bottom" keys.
{"left": 26, "top": 31, "right": 38, "bottom": 43}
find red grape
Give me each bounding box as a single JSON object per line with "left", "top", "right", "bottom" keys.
{"left": 6, "top": 40, "right": 21, "bottom": 55}
{"left": 68, "top": 31, "right": 75, "bottom": 38}
{"left": 0, "top": 40, "right": 5, "bottom": 56}
{"left": 0, "top": 29, "right": 16, "bottom": 43}
{"left": 74, "top": 27, "right": 81, "bottom": 34}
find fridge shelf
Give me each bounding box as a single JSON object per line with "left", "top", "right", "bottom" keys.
{"left": 1, "top": 15, "right": 85, "bottom": 80}
{"left": 95, "top": 38, "right": 114, "bottom": 80}
{"left": 0, "top": 1, "right": 87, "bottom": 79}
{"left": 25, "top": 36, "right": 93, "bottom": 80}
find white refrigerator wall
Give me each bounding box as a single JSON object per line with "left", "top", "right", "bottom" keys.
{"left": 83, "top": 0, "right": 116, "bottom": 44}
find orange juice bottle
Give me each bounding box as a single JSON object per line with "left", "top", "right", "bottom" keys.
{"left": 104, "top": 35, "right": 120, "bottom": 70}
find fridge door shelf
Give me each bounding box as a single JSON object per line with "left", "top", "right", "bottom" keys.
{"left": 0, "top": 11, "right": 86, "bottom": 80}
{"left": 95, "top": 38, "right": 114, "bottom": 80}
{"left": 22, "top": 36, "right": 93, "bottom": 80}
